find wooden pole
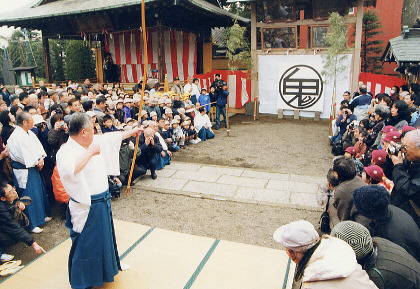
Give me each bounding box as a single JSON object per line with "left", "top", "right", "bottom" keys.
{"left": 42, "top": 36, "right": 52, "bottom": 83}
{"left": 164, "top": 74, "right": 169, "bottom": 92}
{"left": 351, "top": 0, "right": 364, "bottom": 93}
{"left": 127, "top": 0, "right": 147, "bottom": 196}
{"left": 253, "top": 96, "right": 258, "bottom": 121}
{"left": 226, "top": 94, "right": 230, "bottom": 137}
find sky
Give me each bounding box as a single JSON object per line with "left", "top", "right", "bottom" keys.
{"left": 0, "top": 0, "right": 33, "bottom": 37}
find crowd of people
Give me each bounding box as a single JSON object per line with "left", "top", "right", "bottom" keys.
{"left": 0, "top": 75, "right": 230, "bottom": 276}
{"left": 272, "top": 83, "right": 420, "bottom": 288}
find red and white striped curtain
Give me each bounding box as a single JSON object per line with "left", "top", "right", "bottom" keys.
{"left": 105, "top": 28, "right": 197, "bottom": 83}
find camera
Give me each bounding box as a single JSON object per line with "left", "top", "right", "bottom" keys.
{"left": 387, "top": 141, "right": 402, "bottom": 156}
{"left": 348, "top": 122, "right": 355, "bottom": 130}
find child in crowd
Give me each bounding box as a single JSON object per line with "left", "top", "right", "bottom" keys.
{"left": 114, "top": 99, "right": 125, "bottom": 124}
{"left": 362, "top": 165, "right": 393, "bottom": 192}
{"left": 171, "top": 119, "right": 185, "bottom": 148}
{"left": 150, "top": 111, "right": 158, "bottom": 122}
{"left": 182, "top": 120, "right": 200, "bottom": 144}
{"left": 198, "top": 88, "right": 211, "bottom": 113}
{"left": 101, "top": 114, "right": 119, "bottom": 133}
{"left": 344, "top": 147, "right": 364, "bottom": 177}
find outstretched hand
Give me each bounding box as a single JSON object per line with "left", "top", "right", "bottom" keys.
{"left": 88, "top": 144, "right": 101, "bottom": 157}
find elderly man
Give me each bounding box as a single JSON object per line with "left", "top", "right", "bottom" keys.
{"left": 273, "top": 220, "right": 377, "bottom": 289}
{"left": 135, "top": 127, "right": 163, "bottom": 179}
{"left": 194, "top": 107, "right": 214, "bottom": 141}
{"left": 56, "top": 112, "right": 142, "bottom": 289}
{"left": 331, "top": 221, "right": 420, "bottom": 289}
{"left": 389, "top": 129, "right": 420, "bottom": 227}
{"left": 7, "top": 112, "right": 51, "bottom": 233}
{"left": 171, "top": 77, "right": 184, "bottom": 95}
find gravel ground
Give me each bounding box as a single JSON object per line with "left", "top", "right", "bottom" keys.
{"left": 173, "top": 114, "right": 332, "bottom": 176}
{"left": 1, "top": 115, "right": 332, "bottom": 278}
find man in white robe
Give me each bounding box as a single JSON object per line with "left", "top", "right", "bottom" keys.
{"left": 56, "top": 112, "right": 142, "bottom": 289}
{"left": 8, "top": 111, "right": 51, "bottom": 233}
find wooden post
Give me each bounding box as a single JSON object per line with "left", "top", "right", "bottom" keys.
{"left": 352, "top": 0, "right": 364, "bottom": 93}
{"left": 42, "top": 36, "right": 52, "bottom": 83}
{"left": 250, "top": 2, "right": 258, "bottom": 102}
{"left": 164, "top": 74, "right": 169, "bottom": 91}
{"left": 127, "top": 0, "right": 148, "bottom": 197}
{"left": 95, "top": 48, "right": 104, "bottom": 83}
{"left": 226, "top": 103, "right": 230, "bottom": 137}
{"left": 157, "top": 22, "right": 165, "bottom": 83}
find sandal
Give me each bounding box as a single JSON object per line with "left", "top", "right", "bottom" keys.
{"left": 0, "top": 260, "right": 21, "bottom": 271}
{"left": 0, "top": 265, "right": 23, "bottom": 276}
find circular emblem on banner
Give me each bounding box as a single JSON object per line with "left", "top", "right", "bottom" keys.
{"left": 279, "top": 65, "right": 324, "bottom": 109}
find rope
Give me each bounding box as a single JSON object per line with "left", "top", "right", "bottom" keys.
{"left": 120, "top": 227, "right": 155, "bottom": 260}
{"left": 183, "top": 239, "right": 220, "bottom": 289}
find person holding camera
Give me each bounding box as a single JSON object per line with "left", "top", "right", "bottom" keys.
{"left": 389, "top": 129, "right": 420, "bottom": 228}
{"left": 135, "top": 127, "right": 163, "bottom": 180}
{"left": 330, "top": 107, "right": 357, "bottom": 145}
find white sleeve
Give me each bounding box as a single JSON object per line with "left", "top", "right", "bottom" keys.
{"left": 94, "top": 132, "right": 123, "bottom": 175}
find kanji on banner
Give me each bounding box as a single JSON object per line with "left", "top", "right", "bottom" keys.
{"left": 105, "top": 29, "right": 197, "bottom": 83}
{"left": 359, "top": 72, "right": 405, "bottom": 96}
{"left": 194, "top": 70, "right": 251, "bottom": 109}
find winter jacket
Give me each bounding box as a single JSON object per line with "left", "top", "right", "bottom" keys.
{"left": 298, "top": 236, "right": 378, "bottom": 289}
{"left": 391, "top": 160, "right": 420, "bottom": 227}
{"left": 330, "top": 176, "right": 371, "bottom": 230}
{"left": 362, "top": 237, "right": 420, "bottom": 289}
{"left": 216, "top": 90, "right": 229, "bottom": 107}
{"left": 0, "top": 200, "right": 34, "bottom": 247}
{"left": 369, "top": 205, "right": 420, "bottom": 262}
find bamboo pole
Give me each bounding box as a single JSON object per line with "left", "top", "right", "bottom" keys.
{"left": 126, "top": 0, "right": 147, "bottom": 196}
{"left": 253, "top": 96, "right": 258, "bottom": 121}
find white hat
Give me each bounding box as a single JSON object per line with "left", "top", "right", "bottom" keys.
{"left": 124, "top": 98, "right": 133, "bottom": 103}
{"left": 86, "top": 111, "right": 96, "bottom": 118}
{"left": 174, "top": 115, "right": 181, "bottom": 120}
{"left": 33, "top": 114, "right": 46, "bottom": 125}
{"left": 164, "top": 120, "right": 170, "bottom": 125}
{"left": 165, "top": 99, "right": 172, "bottom": 104}
{"left": 178, "top": 108, "right": 185, "bottom": 115}
{"left": 158, "top": 98, "right": 165, "bottom": 104}
{"left": 141, "top": 110, "right": 148, "bottom": 117}
{"left": 133, "top": 96, "right": 141, "bottom": 103}
{"left": 150, "top": 111, "right": 157, "bottom": 117}
{"left": 165, "top": 108, "right": 173, "bottom": 114}
{"left": 273, "top": 220, "right": 319, "bottom": 252}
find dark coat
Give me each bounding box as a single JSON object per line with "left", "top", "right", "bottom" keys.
{"left": 136, "top": 133, "right": 162, "bottom": 165}
{"left": 363, "top": 237, "right": 420, "bottom": 289}
{"left": 370, "top": 205, "right": 420, "bottom": 262}
{"left": 0, "top": 200, "right": 34, "bottom": 247}
{"left": 0, "top": 124, "right": 14, "bottom": 145}
{"left": 391, "top": 161, "right": 420, "bottom": 227}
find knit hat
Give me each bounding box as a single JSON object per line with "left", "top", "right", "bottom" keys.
{"left": 273, "top": 220, "right": 319, "bottom": 252}
{"left": 382, "top": 130, "right": 401, "bottom": 143}
{"left": 371, "top": 150, "right": 387, "bottom": 167}
{"left": 344, "top": 146, "right": 356, "bottom": 156}
{"left": 331, "top": 221, "right": 373, "bottom": 261}
{"left": 381, "top": 125, "right": 396, "bottom": 133}
{"left": 364, "top": 165, "right": 383, "bottom": 183}
{"left": 401, "top": 125, "right": 415, "bottom": 134}
{"left": 353, "top": 185, "right": 390, "bottom": 220}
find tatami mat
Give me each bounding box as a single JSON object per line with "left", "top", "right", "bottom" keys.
{"left": 1, "top": 220, "right": 294, "bottom": 289}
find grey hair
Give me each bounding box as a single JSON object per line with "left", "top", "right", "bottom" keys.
{"left": 406, "top": 129, "right": 420, "bottom": 148}
{"left": 68, "top": 112, "right": 91, "bottom": 136}
{"left": 15, "top": 111, "right": 31, "bottom": 126}
{"left": 374, "top": 104, "right": 390, "bottom": 119}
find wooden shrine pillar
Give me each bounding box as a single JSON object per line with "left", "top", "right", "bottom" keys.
{"left": 95, "top": 48, "right": 104, "bottom": 83}
{"left": 352, "top": 0, "right": 364, "bottom": 93}
{"left": 157, "top": 22, "right": 165, "bottom": 83}
{"left": 250, "top": 2, "right": 257, "bottom": 101}
{"left": 42, "top": 35, "right": 52, "bottom": 83}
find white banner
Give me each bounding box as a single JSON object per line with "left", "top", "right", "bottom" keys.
{"left": 258, "top": 54, "right": 352, "bottom": 118}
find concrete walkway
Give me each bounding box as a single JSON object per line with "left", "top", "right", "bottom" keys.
{"left": 132, "top": 161, "right": 324, "bottom": 210}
